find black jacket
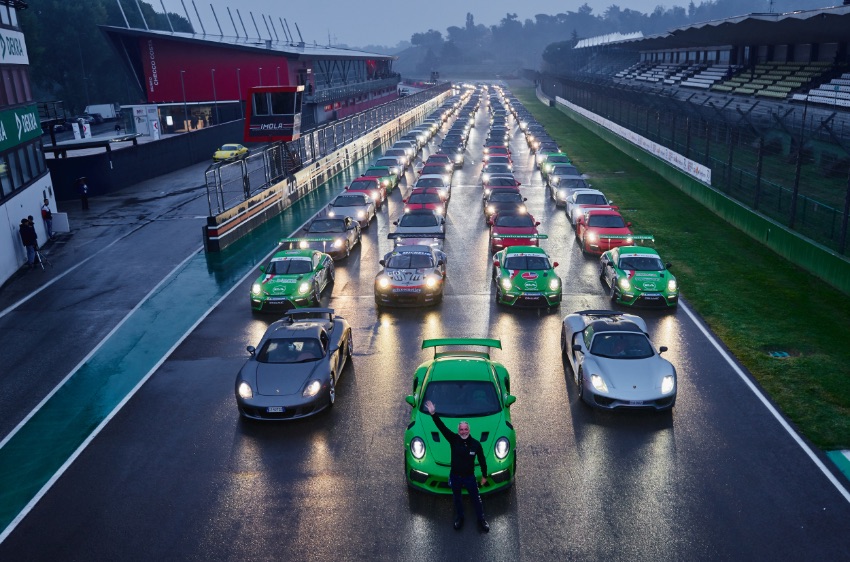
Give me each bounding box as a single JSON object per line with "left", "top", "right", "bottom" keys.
{"left": 20, "top": 223, "right": 37, "bottom": 246}
{"left": 431, "top": 412, "right": 488, "bottom": 478}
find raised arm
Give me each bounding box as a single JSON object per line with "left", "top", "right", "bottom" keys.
{"left": 424, "top": 400, "right": 454, "bottom": 441}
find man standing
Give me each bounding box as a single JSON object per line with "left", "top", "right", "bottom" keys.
{"left": 424, "top": 400, "right": 490, "bottom": 532}
{"left": 19, "top": 218, "right": 37, "bottom": 269}
{"left": 41, "top": 198, "right": 54, "bottom": 239}
{"left": 77, "top": 179, "right": 90, "bottom": 210}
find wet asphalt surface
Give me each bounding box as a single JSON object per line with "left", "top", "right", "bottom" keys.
{"left": 1, "top": 95, "right": 849, "bottom": 561}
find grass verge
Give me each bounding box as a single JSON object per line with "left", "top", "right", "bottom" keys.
{"left": 513, "top": 86, "right": 850, "bottom": 450}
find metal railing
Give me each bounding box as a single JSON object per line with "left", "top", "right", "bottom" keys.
{"left": 542, "top": 73, "right": 850, "bottom": 254}
{"left": 204, "top": 84, "right": 451, "bottom": 216}
{"left": 305, "top": 77, "right": 401, "bottom": 105}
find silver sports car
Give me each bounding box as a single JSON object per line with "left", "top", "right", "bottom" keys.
{"left": 235, "top": 308, "right": 353, "bottom": 420}
{"left": 327, "top": 192, "right": 377, "bottom": 228}
{"left": 560, "top": 310, "right": 676, "bottom": 411}
{"left": 374, "top": 244, "right": 447, "bottom": 307}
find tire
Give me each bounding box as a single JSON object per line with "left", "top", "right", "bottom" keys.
{"left": 609, "top": 282, "right": 618, "bottom": 303}
{"left": 328, "top": 375, "right": 336, "bottom": 407}
{"left": 344, "top": 240, "right": 350, "bottom": 258}
{"left": 346, "top": 332, "right": 353, "bottom": 361}
{"left": 581, "top": 238, "right": 589, "bottom": 255}
{"left": 576, "top": 367, "right": 584, "bottom": 400}
{"left": 560, "top": 327, "right": 567, "bottom": 357}
{"left": 328, "top": 263, "right": 336, "bottom": 284}
{"left": 494, "top": 287, "right": 502, "bottom": 305}
{"left": 311, "top": 283, "right": 321, "bottom": 306}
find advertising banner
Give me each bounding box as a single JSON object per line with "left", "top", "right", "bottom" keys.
{"left": 0, "top": 29, "right": 28, "bottom": 65}
{"left": 0, "top": 103, "right": 41, "bottom": 152}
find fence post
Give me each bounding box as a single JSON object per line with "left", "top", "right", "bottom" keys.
{"left": 840, "top": 166, "right": 850, "bottom": 254}
{"left": 789, "top": 101, "right": 809, "bottom": 229}
{"left": 753, "top": 136, "right": 764, "bottom": 210}
{"left": 725, "top": 128, "right": 736, "bottom": 192}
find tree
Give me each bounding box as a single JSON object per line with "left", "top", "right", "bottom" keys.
{"left": 410, "top": 29, "right": 444, "bottom": 50}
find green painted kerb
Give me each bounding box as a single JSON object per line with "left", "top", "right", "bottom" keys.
{"left": 0, "top": 163, "right": 365, "bottom": 536}
{"left": 555, "top": 100, "right": 850, "bottom": 296}
{"left": 826, "top": 451, "right": 850, "bottom": 481}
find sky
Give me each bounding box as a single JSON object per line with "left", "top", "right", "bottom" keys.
{"left": 169, "top": 0, "right": 691, "bottom": 49}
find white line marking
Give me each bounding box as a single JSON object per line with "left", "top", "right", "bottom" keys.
{"left": 680, "top": 301, "right": 850, "bottom": 504}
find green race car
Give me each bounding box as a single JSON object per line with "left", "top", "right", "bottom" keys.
{"left": 361, "top": 166, "right": 400, "bottom": 193}
{"left": 537, "top": 151, "right": 570, "bottom": 178}
{"left": 492, "top": 245, "right": 562, "bottom": 308}
{"left": 250, "top": 248, "right": 334, "bottom": 312}
{"left": 599, "top": 245, "right": 678, "bottom": 308}
{"left": 404, "top": 339, "right": 517, "bottom": 494}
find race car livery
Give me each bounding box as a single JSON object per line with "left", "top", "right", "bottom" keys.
{"left": 600, "top": 245, "right": 678, "bottom": 308}
{"left": 492, "top": 246, "right": 561, "bottom": 308}
{"left": 250, "top": 249, "right": 334, "bottom": 312}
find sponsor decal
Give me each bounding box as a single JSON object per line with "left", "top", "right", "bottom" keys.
{"left": 147, "top": 40, "right": 159, "bottom": 93}
{"left": 0, "top": 104, "right": 41, "bottom": 152}
{"left": 521, "top": 272, "right": 538, "bottom": 280}
{"left": 0, "top": 30, "right": 27, "bottom": 64}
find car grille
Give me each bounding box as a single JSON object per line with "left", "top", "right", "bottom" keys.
{"left": 240, "top": 404, "right": 320, "bottom": 419}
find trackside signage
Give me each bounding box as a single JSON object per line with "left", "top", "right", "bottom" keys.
{"left": 0, "top": 104, "right": 41, "bottom": 152}
{"left": 0, "top": 29, "right": 28, "bottom": 65}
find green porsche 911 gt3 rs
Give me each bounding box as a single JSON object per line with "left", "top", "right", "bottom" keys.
{"left": 492, "top": 245, "right": 561, "bottom": 308}
{"left": 250, "top": 248, "right": 334, "bottom": 312}
{"left": 404, "top": 339, "right": 517, "bottom": 494}
{"left": 599, "top": 245, "right": 678, "bottom": 308}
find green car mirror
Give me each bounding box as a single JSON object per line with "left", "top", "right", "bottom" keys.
{"left": 504, "top": 395, "right": 516, "bottom": 407}
{"left": 405, "top": 395, "right": 416, "bottom": 407}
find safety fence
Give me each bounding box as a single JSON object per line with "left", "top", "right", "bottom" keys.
{"left": 204, "top": 84, "right": 452, "bottom": 216}
{"left": 541, "top": 73, "right": 850, "bottom": 254}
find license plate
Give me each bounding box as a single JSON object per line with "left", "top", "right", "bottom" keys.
{"left": 628, "top": 400, "right": 644, "bottom": 406}
{"left": 393, "top": 288, "right": 421, "bottom": 293}
{"left": 267, "top": 406, "right": 284, "bottom": 413}
{"left": 266, "top": 298, "right": 287, "bottom": 303}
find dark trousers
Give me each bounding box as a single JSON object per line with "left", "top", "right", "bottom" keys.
{"left": 449, "top": 474, "right": 485, "bottom": 522}
{"left": 81, "top": 194, "right": 89, "bottom": 210}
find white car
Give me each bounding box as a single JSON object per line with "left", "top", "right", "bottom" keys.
{"left": 560, "top": 310, "right": 676, "bottom": 411}
{"left": 565, "top": 189, "right": 611, "bottom": 226}
{"left": 327, "top": 192, "right": 377, "bottom": 228}
{"left": 414, "top": 174, "right": 451, "bottom": 200}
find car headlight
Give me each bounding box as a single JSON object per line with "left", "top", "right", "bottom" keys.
{"left": 237, "top": 381, "right": 253, "bottom": 399}
{"left": 668, "top": 279, "right": 678, "bottom": 292}
{"left": 333, "top": 238, "right": 344, "bottom": 248}
{"left": 303, "top": 380, "right": 322, "bottom": 397}
{"left": 328, "top": 210, "right": 336, "bottom": 217}
{"left": 443, "top": 175, "right": 451, "bottom": 183}
{"left": 381, "top": 179, "right": 390, "bottom": 187}
{"left": 625, "top": 237, "right": 633, "bottom": 244}
{"left": 454, "top": 155, "right": 462, "bottom": 162}
{"left": 299, "top": 240, "right": 309, "bottom": 249}
{"left": 590, "top": 374, "right": 609, "bottom": 392}
{"left": 435, "top": 207, "right": 444, "bottom": 216}
{"left": 484, "top": 147, "right": 490, "bottom": 154}
{"left": 551, "top": 177, "right": 560, "bottom": 185}
{"left": 372, "top": 190, "right": 380, "bottom": 200}
{"left": 545, "top": 164, "right": 553, "bottom": 172}
{"left": 619, "top": 277, "right": 631, "bottom": 290}
{"left": 357, "top": 210, "right": 366, "bottom": 219}
{"left": 558, "top": 190, "right": 567, "bottom": 199}
{"left": 487, "top": 205, "right": 495, "bottom": 214}
{"left": 587, "top": 232, "right": 598, "bottom": 243}
{"left": 377, "top": 276, "right": 390, "bottom": 289}
{"left": 549, "top": 278, "right": 560, "bottom": 291}
{"left": 494, "top": 436, "right": 510, "bottom": 459}
{"left": 425, "top": 276, "right": 438, "bottom": 288}
{"left": 518, "top": 205, "right": 527, "bottom": 214}
{"left": 410, "top": 436, "right": 426, "bottom": 459}
{"left": 661, "top": 376, "right": 675, "bottom": 394}
{"left": 500, "top": 277, "right": 512, "bottom": 290}
{"left": 251, "top": 283, "right": 262, "bottom": 295}
{"left": 298, "top": 281, "right": 311, "bottom": 294}
{"left": 484, "top": 188, "right": 492, "bottom": 196}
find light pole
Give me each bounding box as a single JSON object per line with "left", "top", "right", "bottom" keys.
{"left": 276, "top": 66, "right": 280, "bottom": 85}
{"left": 258, "top": 66, "right": 263, "bottom": 86}
{"left": 180, "top": 70, "right": 188, "bottom": 131}
{"left": 211, "top": 68, "right": 219, "bottom": 123}
{"left": 237, "top": 68, "right": 243, "bottom": 118}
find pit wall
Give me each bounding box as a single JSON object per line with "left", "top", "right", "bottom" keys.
{"left": 551, "top": 94, "right": 850, "bottom": 296}
{"left": 204, "top": 91, "right": 452, "bottom": 252}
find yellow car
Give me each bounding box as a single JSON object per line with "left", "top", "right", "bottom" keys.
{"left": 212, "top": 143, "right": 249, "bottom": 162}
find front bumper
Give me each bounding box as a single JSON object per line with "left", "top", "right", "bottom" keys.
{"left": 499, "top": 290, "right": 561, "bottom": 308}
{"left": 236, "top": 389, "right": 331, "bottom": 420}
{"left": 251, "top": 295, "right": 313, "bottom": 312}
{"left": 584, "top": 390, "right": 676, "bottom": 411}
{"left": 490, "top": 237, "right": 538, "bottom": 252}
{"left": 375, "top": 285, "right": 443, "bottom": 307}
{"left": 405, "top": 454, "right": 515, "bottom": 495}
{"left": 616, "top": 291, "right": 679, "bottom": 308}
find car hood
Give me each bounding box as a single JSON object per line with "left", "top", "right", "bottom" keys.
{"left": 591, "top": 356, "right": 671, "bottom": 396}
{"left": 259, "top": 273, "right": 306, "bottom": 296}
{"left": 330, "top": 204, "right": 369, "bottom": 216}
{"left": 504, "top": 269, "right": 555, "bottom": 292}
{"left": 492, "top": 226, "right": 537, "bottom": 236}
{"left": 419, "top": 412, "right": 506, "bottom": 464}
{"left": 620, "top": 270, "right": 670, "bottom": 292}
{"left": 384, "top": 267, "right": 438, "bottom": 287}
{"left": 394, "top": 225, "right": 443, "bottom": 235}
{"left": 252, "top": 361, "right": 321, "bottom": 396}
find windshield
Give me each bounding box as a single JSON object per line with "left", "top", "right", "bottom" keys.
{"left": 409, "top": 193, "right": 441, "bottom": 204}
{"left": 387, "top": 252, "right": 435, "bottom": 269}
{"left": 495, "top": 214, "right": 534, "bottom": 227}
{"left": 548, "top": 156, "right": 570, "bottom": 164}
{"left": 619, "top": 256, "right": 665, "bottom": 271}
{"left": 420, "top": 381, "right": 501, "bottom": 417}
{"left": 376, "top": 159, "right": 397, "bottom": 167}
{"left": 551, "top": 166, "right": 579, "bottom": 176}
{"left": 590, "top": 332, "right": 654, "bottom": 359}
{"left": 421, "top": 166, "right": 447, "bottom": 175}
{"left": 488, "top": 178, "right": 517, "bottom": 186}
{"left": 575, "top": 193, "right": 607, "bottom": 205}
{"left": 416, "top": 178, "right": 445, "bottom": 188}
{"left": 398, "top": 214, "right": 438, "bottom": 227}
{"left": 350, "top": 179, "right": 377, "bottom": 190}
{"left": 361, "top": 171, "right": 385, "bottom": 180}
{"left": 308, "top": 219, "right": 345, "bottom": 233}
{"left": 427, "top": 156, "right": 451, "bottom": 164}
{"left": 386, "top": 150, "right": 406, "bottom": 157}
{"left": 266, "top": 258, "right": 312, "bottom": 275}
{"left": 503, "top": 255, "right": 550, "bottom": 270}
{"left": 333, "top": 196, "right": 365, "bottom": 207}
{"left": 485, "top": 165, "right": 511, "bottom": 174}
{"left": 489, "top": 192, "right": 523, "bottom": 203}
{"left": 257, "top": 338, "right": 323, "bottom": 363}
{"left": 489, "top": 157, "right": 510, "bottom": 165}
{"left": 587, "top": 215, "right": 626, "bottom": 228}
{"left": 221, "top": 144, "right": 240, "bottom": 151}
{"left": 562, "top": 179, "right": 589, "bottom": 190}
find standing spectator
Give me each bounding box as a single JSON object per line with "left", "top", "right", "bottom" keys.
{"left": 19, "top": 218, "right": 37, "bottom": 269}
{"left": 77, "top": 178, "right": 90, "bottom": 210}
{"left": 424, "top": 400, "right": 490, "bottom": 532}
{"left": 41, "top": 198, "right": 54, "bottom": 239}
{"left": 115, "top": 122, "right": 122, "bottom": 134}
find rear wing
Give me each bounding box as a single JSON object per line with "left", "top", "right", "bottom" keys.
{"left": 598, "top": 234, "right": 654, "bottom": 245}
{"left": 388, "top": 232, "right": 445, "bottom": 250}
{"left": 422, "top": 338, "right": 502, "bottom": 359}
{"left": 282, "top": 308, "right": 335, "bottom": 323}
{"left": 279, "top": 237, "right": 335, "bottom": 249}
{"left": 575, "top": 310, "right": 623, "bottom": 319}
{"left": 490, "top": 234, "right": 548, "bottom": 239}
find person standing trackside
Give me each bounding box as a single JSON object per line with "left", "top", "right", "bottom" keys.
{"left": 424, "top": 400, "right": 490, "bottom": 532}
{"left": 41, "top": 198, "right": 54, "bottom": 239}
{"left": 19, "top": 218, "right": 37, "bottom": 269}
{"left": 77, "top": 178, "right": 90, "bottom": 210}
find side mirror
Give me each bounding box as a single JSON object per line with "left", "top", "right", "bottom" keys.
{"left": 405, "top": 395, "right": 416, "bottom": 407}
{"left": 552, "top": 262, "right": 559, "bottom": 268}
{"left": 659, "top": 346, "right": 668, "bottom": 354}
{"left": 627, "top": 222, "right": 632, "bottom": 227}
{"left": 259, "top": 265, "right": 266, "bottom": 274}
{"left": 535, "top": 221, "right": 541, "bottom": 226}
{"left": 517, "top": 182, "right": 521, "bottom": 186}
{"left": 493, "top": 260, "right": 500, "bottom": 267}
{"left": 572, "top": 344, "right": 582, "bottom": 352}
{"left": 504, "top": 395, "right": 517, "bottom": 407}
{"left": 393, "top": 220, "right": 399, "bottom": 226}
{"left": 247, "top": 345, "right": 256, "bottom": 356}
{"left": 666, "top": 262, "right": 672, "bottom": 269}
{"left": 379, "top": 259, "right": 385, "bottom": 267}
{"left": 523, "top": 197, "right": 528, "bottom": 201}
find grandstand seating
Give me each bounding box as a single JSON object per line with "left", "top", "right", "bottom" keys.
{"left": 799, "top": 72, "right": 850, "bottom": 108}
{"left": 681, "top": 65, "right": 737, "bottom": 89}
{"left": 710, "top": 62, "right": 835, "bottom": 101}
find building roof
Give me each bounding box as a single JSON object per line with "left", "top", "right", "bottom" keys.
{"left": 99, "top": 25, "right": 396, "bottom": 61}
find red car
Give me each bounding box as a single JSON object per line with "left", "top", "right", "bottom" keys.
{"left": 489, "top": 211, "right": 541, "bottom": 252}
{"left": 483, "top": 145, "right": 512, "bottom": 163}
{"left": 575, "top": 209, "right": 633, "bottom": 255}
{"left": 482, "top": 175, "right": 521, "bottom": 198}
{"left": 346, "top": 176, "right": 387, "bottom": 209}
{"left": 404, "top": 187, "right": 446, "bottom": 216}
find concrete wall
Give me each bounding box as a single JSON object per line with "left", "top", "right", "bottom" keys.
{"left": 553, "top": 96, "right": 850, "bottom": 295}
{"left": 45, "top": 121, "right": 244, "bottom": 202}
